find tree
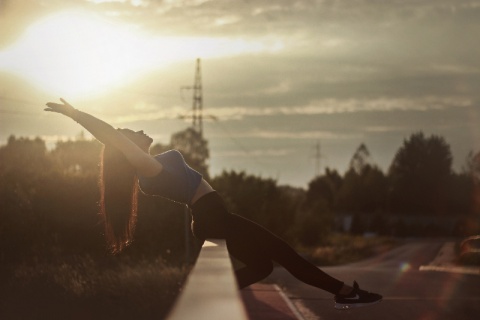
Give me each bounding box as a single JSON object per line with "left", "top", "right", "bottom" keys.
{"left": 50, "top": 133, "right": 102, "bottom": 175}
{"left": 149, "top": 142, "right": 170, "bottom": 157}
{"left": 300, "top": 169, "right": 343, "bottom": 244}
{"left": 0, "top": 136, "right": 52, "bottom": 218}
{"left": 211, "top": 170, "right": 277, "bottom": 224}
{"left": 0, "top": 136, "right": 56, "bottom": 258}
{"left": 305, "top": 168, "right": 342, "bottom": 210}
{"left": 335, "top": 166, "right": 387, "bottom": 217}
{"left": 388, "top": 132, "right": 453, "bottom": 215}
{"left": 448, "top": 171, "right": 473, "bottom": 216}
{"left": 349, "top": 143, "right": 373, "bottom": 175}
{"left": 211, "top": 171, "right": 302, "bottom": 242}
{"left": 170, "top": 127, "right": 210, "bottom": 179}
{"left": 335, "top": 144, "right": 387, "bottom": 215}
{"left": 466, "top": 151, "right": 480, "bottom": 213}
{"left": 466, "top": 150, "right": 480, "bottom": 185}
{"left": 295, "top": 198, "right": 333, "bottom": 246}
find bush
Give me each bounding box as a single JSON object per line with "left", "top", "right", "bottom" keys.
{"left": 0, "top": 254, "right": 187, "bottom": 320}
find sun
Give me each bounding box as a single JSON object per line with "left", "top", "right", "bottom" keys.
{"left": 0, "top": 10, "right": 166, "bottom": 98}
{"left": 0, "top": 10, "right": 284, "bottom": 99}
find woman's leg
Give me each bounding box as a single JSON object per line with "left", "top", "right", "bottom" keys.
{"left": 191, "top": 192, "right": 274, "bottom": 287}
{"left": 226, "top": 236, "right": 274, "bottom": 288}
{"left": 191, "top": 192, "right": 344, "bottom": 294}
{"left": 226, "top": 213, "right": 344, "bottom": 294}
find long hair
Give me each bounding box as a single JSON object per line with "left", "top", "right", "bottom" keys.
{"left": 99, "top": 130, "right": 142, "bottom": 253}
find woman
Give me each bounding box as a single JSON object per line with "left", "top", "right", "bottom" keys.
{"left": 44, "top": 98, "right": 382, "bottom": 310}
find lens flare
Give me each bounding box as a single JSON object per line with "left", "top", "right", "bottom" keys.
{"left": 400, "top": 262, "right": 411, "bottom": 273}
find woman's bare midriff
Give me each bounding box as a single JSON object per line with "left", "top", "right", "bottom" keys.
{"left": 191, "top": 179, "right": 215, "bottom": 205}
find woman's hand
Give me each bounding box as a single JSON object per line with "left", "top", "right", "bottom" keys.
{"left": 45, "top": 98, "right": 78, "bottom": 119}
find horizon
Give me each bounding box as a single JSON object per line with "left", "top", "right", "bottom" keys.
{"left": 0, "top": 128, "right": 473, "bottom": 188}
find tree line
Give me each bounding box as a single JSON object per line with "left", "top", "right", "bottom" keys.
{"left": 1, "top": 129, "right": 479, "bottom": 264}
{"left": 307, "top": 134, "right": 479, "bottom": 239}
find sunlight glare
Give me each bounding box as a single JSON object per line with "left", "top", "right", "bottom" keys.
{"left": 0, "top": 10, "right": 284, "bottom": 98}
{"left": 0, "top": 11, "right": 150, "bottom": 98}
{"left": 399, "top": 262, "right": 411, "bottom": 272}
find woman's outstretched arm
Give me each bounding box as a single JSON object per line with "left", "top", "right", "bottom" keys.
{"left": 45, "top": 98, "right": 162, "bottom": 177}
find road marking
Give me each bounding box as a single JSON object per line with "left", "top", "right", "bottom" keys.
{"left": 419, "top": 265, "right": 480, "bottom": 275}
{"left": 273, "top": 285, "right": 307, "bottom": 320}
{"left": 419, "top": 242, "right": 480, "bottom": 275}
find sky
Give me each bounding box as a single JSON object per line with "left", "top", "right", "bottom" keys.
{"left": 1, "top": 0, "right": 479, "bottom": 187}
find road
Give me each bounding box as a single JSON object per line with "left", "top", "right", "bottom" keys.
{"left": 266, "top": 239, "right": 480, "bottom": 320}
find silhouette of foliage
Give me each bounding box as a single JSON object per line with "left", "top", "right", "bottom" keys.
{"left": 50, "top": 133, "right": 102, "bottom": 174}
{"left": 0, "top": 129, "right": 479, "bottom": 270}
{"left": 170, "top": 127, "right": 210, "bottom": 179}
{"left": 210, "top": 170, "right": 302, "bottom": 242}
{"left": 306, "top": 168, "right": 342, "bottom": 210}
{"left": 466, "top": 151, "right": 480, "bottom": 215}
{"left": 388, "top": 132, "right": 453, "bottom": 215}
{"left": 336, "top": 166, "right": 387, "bottom": 215}
{"left": 0, "top": 135, "right": 196, "bottom": 263}
{"left": 296, "top": 198, "right": 333, "bottom": 246}
{"left": 349, "top": 143, "right": 373, "bottom": 175}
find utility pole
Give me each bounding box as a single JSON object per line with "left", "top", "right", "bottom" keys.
{"left": 313, "top": 140, "right": 322, "bottom": 177}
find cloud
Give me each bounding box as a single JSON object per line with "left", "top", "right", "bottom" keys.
{"left": 211, "top": 127, "right": 349, "bottom": 140}
{"left": 111, "top": 105, "right": 185, "bottom": 123}
{"left": 215, "top": 148, "right": 292, "bottom": 158}
{"left": 364, "top": 126, "right": 409, "bottom": 133}
{"left": 201, "top": 96, "right": 473, "bottom": 120}
{"left": 262, "top": 80, "right": 292, "bottom": 95}
{"left": 243, "top": 129, "right": 356, "bottom": 140}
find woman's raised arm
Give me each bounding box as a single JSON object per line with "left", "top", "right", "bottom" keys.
{"left": 45, "top": 98, "right": 162, "bottom": 177}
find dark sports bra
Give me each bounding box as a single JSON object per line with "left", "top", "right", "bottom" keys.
{"left": 138, "top": 150, "right": 202, "bottom": 205}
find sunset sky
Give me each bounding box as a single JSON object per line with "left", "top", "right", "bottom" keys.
{"left": 1, "top": 0, "right": 479, "bottom": 187}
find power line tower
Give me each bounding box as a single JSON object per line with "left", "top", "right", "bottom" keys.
{"left": 180, "top": 58, "right": 217, "bottom": 135}
{"left": 191, "top": 58, "right": 203, "bottom": 134}
{"left": 313, "top": 140, "right": 322, "bottom": 177}
{"left": 180, "top": 58, "right": 204, "bottom": 135}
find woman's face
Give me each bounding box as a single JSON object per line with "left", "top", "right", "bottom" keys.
{"left": 119, "top": 129, "right": 153, "bottom": 152}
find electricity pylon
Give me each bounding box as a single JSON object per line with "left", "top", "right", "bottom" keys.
{"left": 180, "top": 58, "right": 205, "bottom": 135}
{"left": 191, "top": 58, "right": 203, "bottom": 134}
{"left": 313, "top": 140, "right": 322, "bottom": 177}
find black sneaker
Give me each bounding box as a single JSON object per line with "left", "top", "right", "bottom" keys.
{"left": 334, "top": 281, "right": 382, "bottom": 310}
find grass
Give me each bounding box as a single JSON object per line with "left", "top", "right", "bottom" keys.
{"left": 296, "top": 233, "right": 398, "bottom": 266}
{"left": 1, "top": 254, "right": 188, "bottom": 320}
{"left": 0, "top": 234, "right": 397, "bottom": 320}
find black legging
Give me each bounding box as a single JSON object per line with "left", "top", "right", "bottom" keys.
{"left": 190, "top": 191, "right": 344, "bottom": 295}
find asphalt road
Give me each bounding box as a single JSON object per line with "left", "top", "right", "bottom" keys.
{"left": 266, "top": 239, "right": 480, "bottom": 320}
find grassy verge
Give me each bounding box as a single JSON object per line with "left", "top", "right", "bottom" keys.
{"left": 0, "top": 254, "right": 188, "bottom": 320}
{"left": 0, "top": 234, "right": 397, "bottom": 319}
{"left": 296, "top": 233, "right": 398, "bottom": 266}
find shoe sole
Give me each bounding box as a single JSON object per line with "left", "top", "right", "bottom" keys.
{"left": 334, "top": 299, "right": 382, "bottom": 310}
